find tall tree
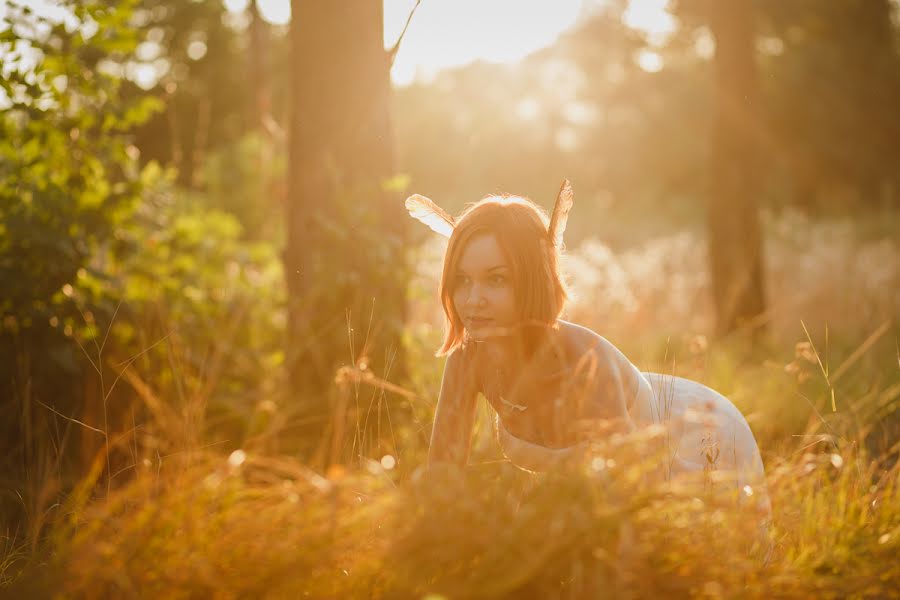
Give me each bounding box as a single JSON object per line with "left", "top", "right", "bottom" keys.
{"left": 285, "top": 2, "right": 405, "bottom": 428}
{"left": 707, "top": 0, "right": 767, "bottom": 335}
{"left": 248, "top": 0, "right": 271, "bottom": 128}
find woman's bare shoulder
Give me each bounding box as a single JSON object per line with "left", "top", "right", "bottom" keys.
{"left": 557, "top": 320, "right": 636, "bottom": 370}
{"left": 557, "top": 320, "right": 615, "bottom": 353}
{"left": 443, "top": 344, "right": 474, "bottom": 374}
{"left": 554, "top": 321, "right": 639, "bottom": 419}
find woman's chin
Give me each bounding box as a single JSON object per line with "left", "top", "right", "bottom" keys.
{"left": 467, "top": 323, "right": 512, "bottom": 341}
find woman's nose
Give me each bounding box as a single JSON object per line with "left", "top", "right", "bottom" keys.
{"left": 466, "top": 283, "right": 487, "bottom": 307}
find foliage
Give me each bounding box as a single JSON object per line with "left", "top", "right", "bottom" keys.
{"left": 79, "top": 172, "right": 286, "bottom": 437}
{"left": 0, "top": 0, "right": 286, "bottom": 545}
{"left": 126, "top": 0, "right": 255, "bottom": 188}
{"left": 0, "top": 0, "right": 164, "bottom": 536}
{"left": 0, "top": 0, "right": 162, "bottom": 333}
{"left": 201, "top": 131, "right": 286, "bottom": 242}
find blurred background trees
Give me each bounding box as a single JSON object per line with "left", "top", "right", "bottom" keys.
{"left": 757, "top": 0, "right": 900, "bottom": 212}
{"left": 1, "top": 0, "right": 898, "bottom": 540}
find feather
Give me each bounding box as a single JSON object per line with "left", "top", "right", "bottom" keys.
{"left": 548, "top": 179, "right": 574, "bottom": 248}
{"left": 405, "top": 194, "right": 455, "bottom": 238}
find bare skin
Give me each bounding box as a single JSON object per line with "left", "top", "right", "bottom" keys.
{"left": 430, "top": 231, "right": 638, "bottom": 466}
{"left": 427, "top": 319, "right": 639, "bottom": 467}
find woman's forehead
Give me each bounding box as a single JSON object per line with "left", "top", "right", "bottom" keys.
{"left": 457, "top": 234, "right": 508, "bottom": 271}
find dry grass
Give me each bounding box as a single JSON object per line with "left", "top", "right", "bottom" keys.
{"left": 2, "top": 212, "right": 898, "bottom": 598}
{"left": 4, "top": 422, "right": 897, "bottom": 599}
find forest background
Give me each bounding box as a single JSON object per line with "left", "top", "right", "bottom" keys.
{"left": 1, "top": 0, "right": 898, "bottom": 597}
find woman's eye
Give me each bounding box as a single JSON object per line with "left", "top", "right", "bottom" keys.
{"left": 490, "top": 275, "right": 507, "bottom": 285}
{"left": 455, "top": 275, "right": 470, "bottom": 287}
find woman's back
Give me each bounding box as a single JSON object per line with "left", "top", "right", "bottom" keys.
{"left": 497, "top": 355, "right": 772, "bottom": 515}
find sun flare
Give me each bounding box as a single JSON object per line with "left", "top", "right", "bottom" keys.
{"left": 622, "top": 0, "right": 676, "bottom": 46}
{"left": 384, "top": 0, "right": 584, "bottom": 85}
{"left": 223, "top": 1, "right": 678, "bottom": 85}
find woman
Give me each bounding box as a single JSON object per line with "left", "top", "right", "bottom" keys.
{"left": 406, "top": 181, "right": 770, "bottom": 515}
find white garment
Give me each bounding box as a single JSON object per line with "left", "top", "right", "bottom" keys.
{"left": 497, "top": 368, "right": 771, "bottom": 514}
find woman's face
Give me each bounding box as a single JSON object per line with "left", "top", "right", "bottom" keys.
{"left": 451, "top": 233, "right": 518, "bottom": 341}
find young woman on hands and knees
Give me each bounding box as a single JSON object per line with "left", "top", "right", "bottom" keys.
{"left": 406, "top": 181, "right": 771, "bottom": 518}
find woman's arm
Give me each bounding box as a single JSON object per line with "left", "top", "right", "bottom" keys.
{"left": 575, "top": 337, "right": 638, "bottom": 436}
{"left": 427, "top": 348, "right": 479, "bottom": 468}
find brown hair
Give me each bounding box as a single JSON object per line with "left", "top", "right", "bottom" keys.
{"left": 437, "top": 195, "right": 568, "bottom": 357}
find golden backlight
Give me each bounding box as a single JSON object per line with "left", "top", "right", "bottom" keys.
{"left": 384, "top": 0, "right": 583, "bottom": 85}
{"left": 238, "top": 0, "right": 676, "bottom": 84}
{"left": 386, "top": 0, "right": 678, "bottom": 83}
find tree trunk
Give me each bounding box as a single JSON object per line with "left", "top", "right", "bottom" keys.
{"left": 285, "top": 1, "right": 405, "bottom": 420}
{"left": 248, "top": 0, "right": 271, "bottom": 127}
{"left": 708, "top": 0, "right": 767, "bottom": 336}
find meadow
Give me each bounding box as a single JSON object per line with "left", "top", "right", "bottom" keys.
{"left": 3, "top": 1, "right": 899, "bottom": 597}
{"left": 2, "top": 209, "right": 897, "bottom": 599}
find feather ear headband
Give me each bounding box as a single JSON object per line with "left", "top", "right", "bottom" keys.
{"left": 404, "top": 179, "right": 574, "bottom": 247}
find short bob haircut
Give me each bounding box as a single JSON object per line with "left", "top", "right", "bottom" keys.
{"left": 437, "top": 195, "right": 568, "bottom": 357}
